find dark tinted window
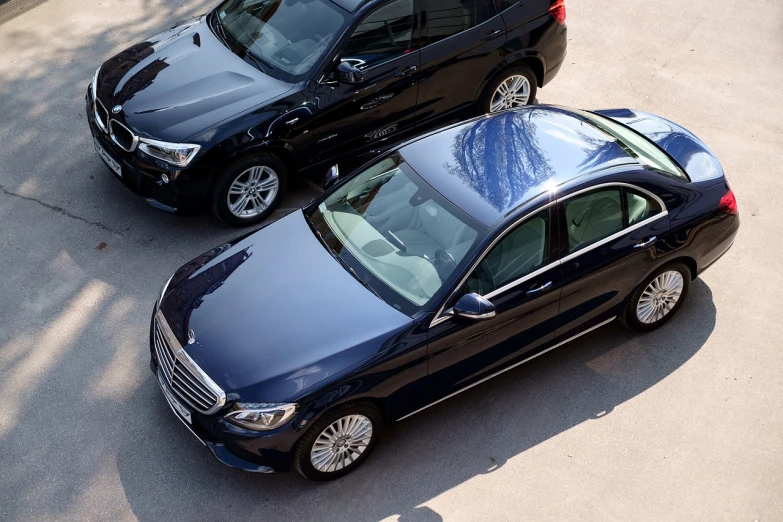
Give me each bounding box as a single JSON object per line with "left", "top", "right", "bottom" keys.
{"left": 626, "top": 188, "right": 662, "bottom": 226}
{"left": 565, "top": 188, "right": 623, "bottom": 254}
{"left": 496, "top": 0, "right": 517, "bottom": 11}
{"left": 467, "top": 210, "right": 549, "bottom": 295}
{"left": 426, "top": 0, "right": 498, "bottom": 44}
{"left": 342, "top": 0, "right": 414, "bottom": 69}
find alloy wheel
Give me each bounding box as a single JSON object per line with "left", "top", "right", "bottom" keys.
{"left": 226, "top": 166, "right": 279, "bottom": 218}
{"left": 490, "top": 75, "right": 531, "bottom": 112}
{"left": 310, "top": 414, "right": 373, "bottom": 473}
{"left": 636, "top": 270, "right": 684, "bottom": 324}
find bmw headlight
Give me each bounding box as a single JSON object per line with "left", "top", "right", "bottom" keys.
{"left": 225, "top": 403, "right": 298, "bottom": 431}
{"left": 91, "top": 67, "right": 100, "bottom": 102}
{"left": 138, "top": 137, "right": 201, "bottom": 167}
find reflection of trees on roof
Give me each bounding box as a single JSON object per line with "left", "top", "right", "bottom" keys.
{"left": 444, "top": 110, "right": 556, "bottom": 212}
{"left": 574, "top": 127, "right": 627, "bottom": 173}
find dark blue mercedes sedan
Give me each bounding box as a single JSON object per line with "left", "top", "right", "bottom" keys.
{"left": 151, "top": 106, "right": 738, "bottom": 480}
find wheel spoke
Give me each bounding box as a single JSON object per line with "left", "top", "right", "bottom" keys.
{"left": 258, "top": 177, "right": 278, "bottom": 191}
{"left": 226, "top": 165, "right": 280, "bottom": 218}
{"left": 230, "top": 194, "right": 249, "bottom": 214}
{"left": 229, "top": 183, "right": 247, "bottom": 195}
{"left": 636, "top": 270, "right": 684, "bottom": 324}
{"left": 310, "top": 414, "right": 373, "bottom": 473}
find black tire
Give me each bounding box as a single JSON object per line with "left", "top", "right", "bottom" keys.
{"left": 621, "top": 262, "right": 691, "bottom": 332}
{"left": 480, "top": 65, "right": 538, "bottom": 114}
{"left": 293, "top": 402, "right": 383, "bottom": 481}
{"left": 210, "top": 152, "right": 288, "bottom": 227}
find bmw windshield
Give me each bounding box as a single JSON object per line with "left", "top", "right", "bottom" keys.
{"left": 307, "top": 154, "right": 486, "bottom": 315}
{"left": 214, "top": 0, "right": 348, "bottom": 82}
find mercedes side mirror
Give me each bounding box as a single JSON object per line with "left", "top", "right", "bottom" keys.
{"left": 453, "top": 293, "right": 496, "bottom": 320}
{"left": 334, "top": 61, "right": 363, "bottom": 84}
{"left": 323, "top": 164, "right": 339, "bottom": 190}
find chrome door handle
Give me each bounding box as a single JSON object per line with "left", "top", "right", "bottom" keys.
{"left": 481, "top": 29, "right": 503, "bottom": 40}
{"left": 395, "top": 65, "right": 417, "bottom": 77}
{"left": 526, "top": 281, "right": 553, "bottom": 296}
{"left": 634, "top": 236, "right": 657, "bottom": 249}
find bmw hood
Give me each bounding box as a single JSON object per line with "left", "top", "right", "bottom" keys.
{"left": 158, "top": 210, "right": 413, "bottom": 403}
{"left": 94, "top": 15, "right": 294, "bottom": 142}
{"left": 595, "top": 109, "right": 725, "bottom": 185}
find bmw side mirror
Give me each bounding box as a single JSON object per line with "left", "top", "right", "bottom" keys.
{"left": 334, "top": 61, "right": 363, "bottom": 84}
{"left": 323, "top": 164, "right": 339, "bottom": 190}
{"left": 453, "top": 293, "right": 496, "bottom": 320}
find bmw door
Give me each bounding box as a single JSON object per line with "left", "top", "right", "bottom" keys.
{"left": 309, "top": 0, "right": 424, "bottom": 172}
{"left": 414, "top": 0, "right": 507, "bottom": 128}
{"left": 425, "top": 205, "right": 564, "bottom": 401}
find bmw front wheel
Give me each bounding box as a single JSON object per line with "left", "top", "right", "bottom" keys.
{"left": 211, "top": 152, "right": 288, "bottom": 227}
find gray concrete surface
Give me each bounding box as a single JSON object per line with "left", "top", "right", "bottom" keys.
{"left": 0, "top": 0, "right": 781, "bottom": 520}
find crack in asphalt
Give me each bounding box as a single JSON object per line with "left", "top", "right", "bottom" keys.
{"left": 0, "top": 183, "right": 126, "bottom": 236}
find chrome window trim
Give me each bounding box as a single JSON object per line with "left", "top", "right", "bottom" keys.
{"left": 399, "top": 316, "right": 616, "bottom": 421}
{"left": 558, "top": 181, "right": 666, "bottom": 211}
{"left": 109, "top": 120, "right": 139, "bottom": 152}
{"left": 428, "top": 182, "right": 668, "bottom": 329}
{"left": 483, "top": 259, "right": 560, "bottom": 300}
{"left": 155, "top": 310, "right": 227, "bottom": 415}
{"left": 559, "top": 210, "right": 668, "bottom": 264}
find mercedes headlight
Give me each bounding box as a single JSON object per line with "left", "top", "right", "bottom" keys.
{"left": 224, "top": 403, "right": 298, "bottom": 431}
{"left": 138, "top": 137, "right": 201, "bottom": 167}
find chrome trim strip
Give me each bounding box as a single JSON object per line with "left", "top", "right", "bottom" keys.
{"left": 175, "top": 365, "right": 217, "bottom": 402}
{"left": 559, "top": 211, "right": 668, "bottom": 264}
{"left": 172, "top": 377, "right": 211, "bottom": 410}
{"left": 558, "top": 181, "right": 667, "bottom": 210}
{"left": 109, "top": 119, "right": 139, "bottom": 152}
{"left": 429, "top": 182, "right": 669, "bottom": 328}
{"left": 398, "top": 316, "right": 616, "bottom": 421}
{"left": 483, "top": 259, "right": 560, "bottom": 300}
{"left": 158, "top": 383, "right": 207, "bottom": 446}
{"left": 701, "top": 240, "right": 734, "bottom": 271}
{"left": 173, "top": 370, "right": 214, "bottom": 406}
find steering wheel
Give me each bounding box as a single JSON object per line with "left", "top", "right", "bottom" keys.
{"left": 431, "top": 248, "right": 457, "bottom": 280}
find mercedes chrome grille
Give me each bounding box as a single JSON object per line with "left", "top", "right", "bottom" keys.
{"left": 153, "top": 311, "right": 226, "bottom": 414}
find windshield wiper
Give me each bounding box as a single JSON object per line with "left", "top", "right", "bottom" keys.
{"left": 244, "top": 50, "right": 275, "bottom": 72}
{"left": 210, "top": 13, "right": 273, "bottom": 72}
{"left": 308, "top": 218, "right": 383, "bottom": 301}
{"left": 211, "top": 13, "right": 229, "bottom": 44}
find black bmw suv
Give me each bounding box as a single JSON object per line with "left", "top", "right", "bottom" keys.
{"left": 87, "top": 0, "right": 567, "bottom": 225}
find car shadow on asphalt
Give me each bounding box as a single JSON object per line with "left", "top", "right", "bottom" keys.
{"left": 114, "top": 279, "right": 716, "bottom": 521}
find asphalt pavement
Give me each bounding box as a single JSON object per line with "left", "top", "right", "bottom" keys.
{"left": 0, "top": 0, "right": 781, "bottom": 520}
